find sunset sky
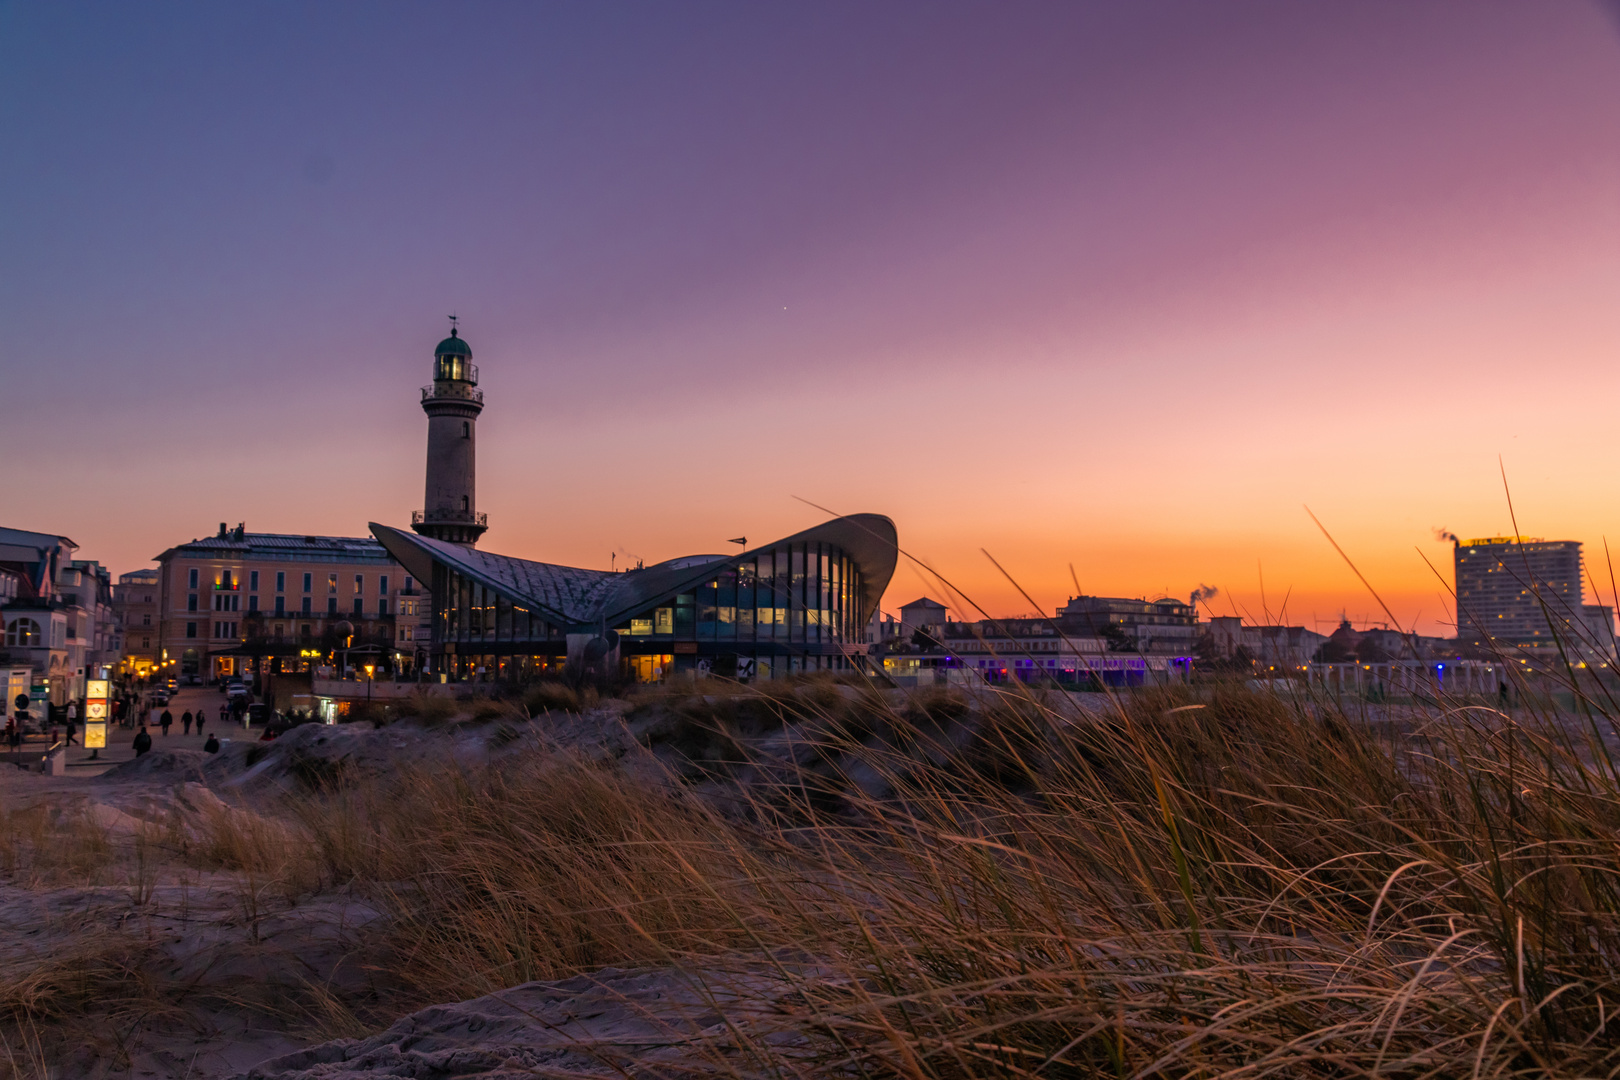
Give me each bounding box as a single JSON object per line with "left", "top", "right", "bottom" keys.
{"left": 5, "top": 3, "right": 1620, "bottom": 635}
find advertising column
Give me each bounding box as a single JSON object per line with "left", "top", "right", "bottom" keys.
{"left": 84, "top": 678, "right": 109, "bottom": 759}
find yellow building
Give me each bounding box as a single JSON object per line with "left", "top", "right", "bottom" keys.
{"left": 153, "top": 523, "right": 430, "bottom": 682}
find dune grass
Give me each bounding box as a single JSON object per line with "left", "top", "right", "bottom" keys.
{"left": 252, "top": 676, "right": 1620, "bottom": 1077}
{"left": 7, "top": 674, "right": 1620, "bottom": 1077}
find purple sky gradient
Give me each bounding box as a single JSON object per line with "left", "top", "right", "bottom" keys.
{"left": 4, "top": 3, "right": 1620, "bottom": 632}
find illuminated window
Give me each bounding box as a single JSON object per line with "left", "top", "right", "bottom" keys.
{"left": 354, "top": 574, "right": 363, "bottom": 594}
{"left": 4, "top": 619, "right": 40, "bottom": 647}
{"left": 328, "top": 573, "right": 337, "bottom": 594}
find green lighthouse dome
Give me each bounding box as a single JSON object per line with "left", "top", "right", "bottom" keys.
{"left": 434, "top": 328, "right": 472, "bottom": 358}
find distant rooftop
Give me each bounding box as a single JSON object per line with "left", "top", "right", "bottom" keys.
{"left": 1460, "top": 536, "right": 1550, "bottom": 547}
{"left": 155, "top": 530, "right": 392, "bottom": 564}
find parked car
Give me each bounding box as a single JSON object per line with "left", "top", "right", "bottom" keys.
{"left": 150, "top": 691, "right": 170, "bottom": 706}
{"left": 165, "top": 678, "right": 178, "bottom": 693}
{"left": 182, "top": 674, "right": 204, "bottom": 686}
{"left": 225, "top": 680, "right": 249, "bottom": 699}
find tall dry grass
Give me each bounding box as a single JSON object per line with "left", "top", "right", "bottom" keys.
{"left": 8, "top": 672, "right": 1620, "bottom": 1077}
{"left": 267, "top": 676, "right": 1620, "bottom": 1076}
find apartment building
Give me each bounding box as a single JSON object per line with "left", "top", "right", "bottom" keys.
{"left": 113, "top": 568, "right": 161, "bottom": 678}
{"left": 1453, "top": 536, "right": 1614, "bottom": 659}
{"left": 154, "top": 523, "right": 430, "bottom": 681}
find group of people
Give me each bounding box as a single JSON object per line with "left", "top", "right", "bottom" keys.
{"left": 132, "top": 701, "right": 232, "bottom": 757}
{"left": 147, "top": 705, "right": 217, "bottom": 737}
{"left": 126, "top": 688, "right": 249, "bottom": 759}
{"left": 131, "top": 724, "right": 217, "bottom": 756}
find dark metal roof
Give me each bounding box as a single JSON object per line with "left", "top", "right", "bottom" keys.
{"left": 371, "top": 528, "right": 619, "bottom": 625}
{"left": 154, "top": 533, "right": 394, "bottom": 563}
{"left": 434, "top": 329, "right": 472, "bottom": 358}
{"left": 369, "top": 513, "right": 899, "bottom": 632}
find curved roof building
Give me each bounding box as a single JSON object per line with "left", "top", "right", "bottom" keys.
{"left": 384, "top": 322, "right": 896, "bottom": 682}
{"left": 370, "top": 514, "right": 896, "bottom": 681}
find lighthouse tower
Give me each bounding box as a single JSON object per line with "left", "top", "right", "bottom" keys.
{"left": 412, "top": 321, "right": 488, "bottom": 546}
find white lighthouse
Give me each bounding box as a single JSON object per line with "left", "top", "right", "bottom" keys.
{"left": 411, "top": 321, "right": 488, "bottom": 546}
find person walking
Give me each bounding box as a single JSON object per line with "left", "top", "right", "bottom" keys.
{"left": 132, "top": 726, "right": 153, "bottom": 756}
{"left": 196, "top": 708, "right": 207, "bottom": 739}
{"left": 161, "top": 709, "right": 173, "bottom": 737}
{"left": 182, "top": 709, "right": 192, "bottom": 736}
{"left": 64, "top": 701, "right": 77, "bottom": 746}
{"left": 218, "top": 702, "right": 229, "bottom": 730}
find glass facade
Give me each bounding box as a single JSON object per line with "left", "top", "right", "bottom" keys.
{"left": 428, "top": 539, "right": 867, "bottom": 682}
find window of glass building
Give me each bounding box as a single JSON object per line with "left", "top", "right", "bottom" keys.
{"left": 697, "top": 579, "right": 718, "bottom": 640}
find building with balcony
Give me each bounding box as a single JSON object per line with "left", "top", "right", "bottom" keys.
{"left": 1055, "top": 594, "right": 1201, "bottom": 654}
{"left": 0, "top": 526, "right": 122, "bottom": 710}
{"left": 151, "top": 523, "right": 430, "bottom": 681}
{"left": 412, "top": 324, "right": 488, "bottom": 546}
